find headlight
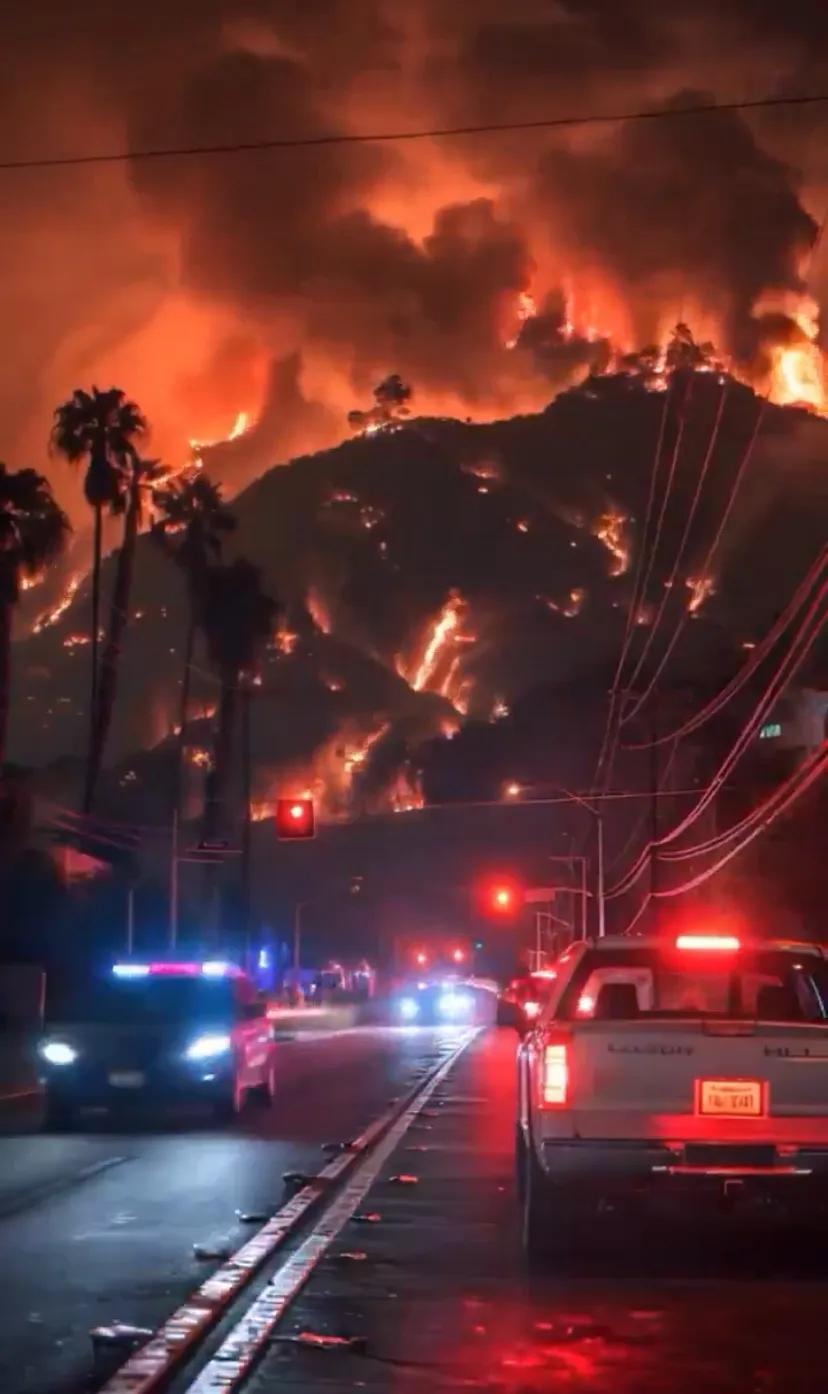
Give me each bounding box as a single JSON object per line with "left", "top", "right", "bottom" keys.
{"left": 40, "top": 1041, "right": 78, "bottom": 1067}
{"left": 437, "top": 991, "right": 473, "bottom": 1018}
{"left": 185, "top": 1033, "right": 232, "bottom": 1062}
{"left": 398, "top": 997, "right": 420, "bottom": 1021}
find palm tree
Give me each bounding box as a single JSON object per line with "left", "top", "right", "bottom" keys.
{"left": 51, "top": 388, "right": 146, "bottom": 801}
{"left": 201, "top": 559, "right": 277, "bottom": 841}
{"left": 87, "top": 455, "right": 167, "bottom": 812}
{"left": 0, "top": 464, "right": 70, "bottom": 766}
{"left": 151, "top": 472, "right": 236, "bottom": 816}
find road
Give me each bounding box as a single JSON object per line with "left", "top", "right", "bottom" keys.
{"left": 2, "top": 1025, "right": 827, "bottom": 1394}
{"left": 0, "top": 1025, "right": 457, "bottom": 1394}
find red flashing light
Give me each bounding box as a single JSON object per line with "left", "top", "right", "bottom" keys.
{"left": 675, "top": 934, "right": 740, "bottom": 952}
{"left": 275, "top": 797, "right": 315, "bottom": 840}
{"left": 452, "top": 948, "right": 466, "bottom": 964}
{"left": 415, "top": 950, "right": 428, "bottom": 967}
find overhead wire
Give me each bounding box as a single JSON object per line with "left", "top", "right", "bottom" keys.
{"left": 624, "top": 548, "right": 828, "bottom": 750}
{"left": 619, "top": 378, "right": 729, "bottom": 713}
{"left": 651, "top": 743, "right": 827, "bottom": 898}
{"left": 2, "top": 92, "right": 827, "bottom": 174}
{"left": 620, "top": 391, "right": 768, "bottom": 728}
{"left": 606, "top": 579, "right": 827, "bottom": 898}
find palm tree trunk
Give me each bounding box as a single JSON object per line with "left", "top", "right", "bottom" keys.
{"left": 0, "top": 601, "right": 11, "bottom": 770}
{"left": 84, "top": 504, "right": 102, "bottom": 807}
{"left": 84, "top": 482, "right": 140, "bottom": 812}
{"left": 240, "top": 686, "right": 252, "bottom": 959}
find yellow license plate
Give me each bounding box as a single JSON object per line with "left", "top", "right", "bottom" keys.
{"left": 696, "top": 1079, "right": 765, "bottom": 1117}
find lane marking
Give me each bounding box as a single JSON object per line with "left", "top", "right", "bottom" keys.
{"left": 183, "top": 1030, "right": 475, "bottom": 1393}
{"left": 100, "top": 1028, "right": 476, "bottom": 1394}
{"left": 0, "top": 1154, "right": 129, "bottom": 1221}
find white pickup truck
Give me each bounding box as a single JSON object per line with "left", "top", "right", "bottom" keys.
{"left": 517, "top": 933, "right": 828, "bottom": 1260}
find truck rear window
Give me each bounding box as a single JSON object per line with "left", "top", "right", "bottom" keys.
{"left": 557, "top": 949, "right": 828, "bottom": 1024}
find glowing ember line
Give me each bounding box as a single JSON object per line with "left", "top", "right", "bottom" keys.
{"left": 34, "top": 572, "right": 82, "bottom": 633}
{"left": 592, "top": 510, "right": 630, "bottom": 576}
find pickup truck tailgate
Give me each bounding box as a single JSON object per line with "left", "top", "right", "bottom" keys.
{"left": 569, "top": 1020, "right": 828, "bottom": 1140}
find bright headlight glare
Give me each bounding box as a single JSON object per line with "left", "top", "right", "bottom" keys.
{"left": 40, "top": 1041, "right": 78, "bottom": 1066}
{"left": 185, "top": 1032, "right": 232, "bottom": 1062}
{"left": 438, "top": 991, "right": 473, "bottom": 1017}
{"left": 398, "top": 997, "right": 420, "bottom": 1021}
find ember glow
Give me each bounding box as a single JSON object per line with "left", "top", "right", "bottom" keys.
{"left": 686, "top": 574, "right": 716, "bottom": 614}
{"left": 399, "top": 592, "right": 476, "bottom": 713}
{"left": 306, "top": 587, "right": 332, "bottom": 635}
{"left": 34, "top": 573, "right": 82, "bottom": 633}
{"left": 592, "top": 511, "right": 630, "bottom": 576}
{"left": 189, "top": 411, "right": 251, "bottom": 469}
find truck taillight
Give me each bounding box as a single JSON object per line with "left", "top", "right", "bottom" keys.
{"left": 540, "top": 1040, "right": 569, "bottom": 1108}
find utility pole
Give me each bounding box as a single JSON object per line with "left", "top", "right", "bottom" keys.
{"left": 650, "top": 698, "right": 660, "bottom": 900}
{"left": 169, "top": 809, "right": 179, "bottom": 950}
{"left": 293, "top": 901, "right": 305, "bottom": 973}
{"left": 126, "top": 884, "right": 135, "bottom": 955}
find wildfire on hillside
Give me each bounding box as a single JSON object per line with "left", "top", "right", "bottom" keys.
{"left": 307, "top": 587, "right": 332, "bottom": 635}
{"left": 189, "top": 411, "right": 251, "bottom": 469}
{"left": 34, "top": 573, "right": 82, "bottom": 633}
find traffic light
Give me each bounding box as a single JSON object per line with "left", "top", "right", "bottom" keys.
{"left": 275, "top": 798, "right": 315, "bottom": 840}
{"left": 478, "top": 876, "right": 523, "bottom": 917}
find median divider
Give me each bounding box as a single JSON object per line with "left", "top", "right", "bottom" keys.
{"left": 101, "top": 1027, "right": 478, "bottom": 1394}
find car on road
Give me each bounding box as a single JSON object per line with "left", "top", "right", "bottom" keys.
{"left": 395, "top": 979, "right": 477, "bottom": 1024}
{"left": 517, "top": 933, "right": 828, "bottom": 1261}
{"left": 38, "top": 959, "right": 276, "bottom": 1126}
{"left": 497, "top": 970, "right": 558, "bottom": 1031}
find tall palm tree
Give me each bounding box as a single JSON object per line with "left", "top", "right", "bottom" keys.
{"left": 0, "top": 464, "right": 70, "bottom": 766}
{"left": 151, "top": 473, "right": 236, "bottom": 816}
{"left": 87, "top": 455, "right": 167, "bottom": 812}
{"left": 51, "top": 388, "right": 146, "bottom": 802}
{"left": 201, "top": 559, "right": 277, "bottom": 842}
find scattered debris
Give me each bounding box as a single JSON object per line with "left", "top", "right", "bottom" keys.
{"left": 293, "top": 1331, "right": 369, "bottom": 1353}
{"left": 330, "top": 1250, "right": 368, "bottom": 1264}
{"left": 388, "top": 1174, "right": 419, "bottom": 1185}
{"left": 192, "top": 1242, "right": 232, "bottom": 1261}
{"left": 90, "top": 1323, "right": 153, "bottom": 1352}
{"left": 235, "top": 1209, "right": 268, "bottom": 1224}
{"left": 321, "top": 1140, "right": 357, "bottom": 1155}
{"left": 352, "top": 1211, "right": 382, "bottom": 1224}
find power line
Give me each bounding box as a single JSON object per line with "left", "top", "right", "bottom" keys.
{"left": 2, "top": 92, "right": 828, "bottom": 173}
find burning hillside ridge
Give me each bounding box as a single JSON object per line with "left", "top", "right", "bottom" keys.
{"left": 9, "top": 363, "right": 828, "bottom": 830}
{"left": 3, "top": 4, "right": 827, "bottom": 505}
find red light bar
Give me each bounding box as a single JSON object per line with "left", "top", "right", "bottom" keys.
{"left": 675, "top": 934, "right": 740, "bottom": 952}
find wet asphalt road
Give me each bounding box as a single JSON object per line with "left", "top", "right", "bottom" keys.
{"left": 0, "top": 1025, "right": 455, "bottom": 1394}
{"left": 246, "top": 1029, "right": 828, "bottom": 1394}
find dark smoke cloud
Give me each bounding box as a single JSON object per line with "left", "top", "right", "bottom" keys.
{"left": 1, "top": 1, "right": 826, "bottom": 518}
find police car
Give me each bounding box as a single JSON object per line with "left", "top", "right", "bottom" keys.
{"left": 517, "top": 933, "right": 828, "bottom": 1260}
{"left": 38, "top": 960, "right": 276, "bottom": 1126}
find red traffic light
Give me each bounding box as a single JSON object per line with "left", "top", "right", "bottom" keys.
{"left": 275, "top": 798, "right": 315, "bottom": 840}
{"left": 478, "top": 876, "right": 523, "bottom": 917}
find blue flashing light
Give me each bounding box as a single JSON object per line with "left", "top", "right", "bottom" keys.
{"left": 113, "top": 963, "right": 150, "bottom": 978}
{"left": 257, "top": 948, "right": 271, "bottom": 970}
{"left": 398, "top": 997, "right": 420, "bottom": 1021}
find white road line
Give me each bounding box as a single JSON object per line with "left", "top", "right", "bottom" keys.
{"left": 182, "top": 1029, "right": 477, "bottom": 1394}
{"left": 100, "top": 1028, "right": 475, "bottom": 1394}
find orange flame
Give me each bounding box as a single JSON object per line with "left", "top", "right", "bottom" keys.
{"left": 686, "top": 574, "right": 715, "bottom": 615}
{"left": 592, "top": 510, "right": 630, "bottom": 576}
{"left": 34, "top": 572, "right": 82, "bottom": 633}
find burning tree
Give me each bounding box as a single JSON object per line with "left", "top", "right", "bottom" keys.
{"left": 347, "top": 374, "right": 413, "bottom": 434}
{"left": 0, "top": 464, "right": 69, "bottom": 767}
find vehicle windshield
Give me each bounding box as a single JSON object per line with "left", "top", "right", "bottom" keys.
{"left": 557, "top": 948, "right": 828, "bottom": 1023}
{"left": 46, "top": 974, "right": 237, "bottom": 1025}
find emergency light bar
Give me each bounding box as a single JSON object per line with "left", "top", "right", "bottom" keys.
{"left": 675, "top": 935, "right": 741, "bottom": 952}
